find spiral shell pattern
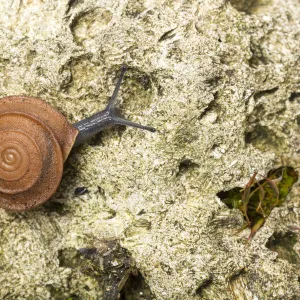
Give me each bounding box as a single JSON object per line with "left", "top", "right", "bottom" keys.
{"left": 0, "top": 96, "right": 78, "bottom": 211}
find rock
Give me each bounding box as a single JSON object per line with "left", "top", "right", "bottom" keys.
{"left": 0, "top": 0, "right": 299, "bottom": 299}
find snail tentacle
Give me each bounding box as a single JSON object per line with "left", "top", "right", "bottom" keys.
{"left": 72, "top": 66, "right": 155, "bottom": 147}
{"left": 106, "top": 65, "right": 127, "bottom": 111}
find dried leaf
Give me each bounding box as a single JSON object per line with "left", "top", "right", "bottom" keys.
{"left": 241, "top": 171, "right": 257, "bottom": 225}
{"left": 256, "top": 181, "right": 266, "bottom": 217}
{"left": 248, "top": 218, "right": 265, "bottom": 240}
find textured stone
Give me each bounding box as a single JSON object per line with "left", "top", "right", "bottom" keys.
{"left": 0, "top": 0, "right": 299, "bottom": 299}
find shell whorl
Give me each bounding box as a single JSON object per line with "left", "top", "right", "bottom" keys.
{"left": 0, "top": 96, "right": 78, "bottom": 211}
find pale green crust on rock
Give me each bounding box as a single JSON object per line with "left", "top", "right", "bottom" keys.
{"left": 0, "top": 0, "right": 300, "bottom": 299}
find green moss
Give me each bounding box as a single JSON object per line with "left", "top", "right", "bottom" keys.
{"left": 219, "top": 166, "right": 298, "bottom": 238}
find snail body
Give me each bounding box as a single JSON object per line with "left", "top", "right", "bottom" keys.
{"left": 0, "top": 67, "right": 155, "bottom": 211}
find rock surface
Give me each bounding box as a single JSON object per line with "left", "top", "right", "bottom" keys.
{"left": 0, "top": 0, "right": 299, "bottom": 299}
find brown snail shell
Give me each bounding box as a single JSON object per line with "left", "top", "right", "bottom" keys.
{"left": 0, "top": 96, "right": 78, "bottom": 211}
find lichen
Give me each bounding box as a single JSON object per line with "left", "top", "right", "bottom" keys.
{"left": 0, "top": 0, "right": 299, "bottom": 299}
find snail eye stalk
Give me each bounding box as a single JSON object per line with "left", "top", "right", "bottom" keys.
{"left": 72, "top": 66, "right": 156, "bottom": 147}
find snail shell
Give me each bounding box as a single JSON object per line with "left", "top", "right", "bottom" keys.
{"left": 0, "top": 96, "right": 78, "bottom": 211}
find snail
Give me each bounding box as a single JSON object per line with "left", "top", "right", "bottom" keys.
{"left": 0, "top": 66, "right": 155, "bottom": 211}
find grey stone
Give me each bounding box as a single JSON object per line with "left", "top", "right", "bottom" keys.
{"left": 0, "top": 0, "right": 299, "bottom": 299}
